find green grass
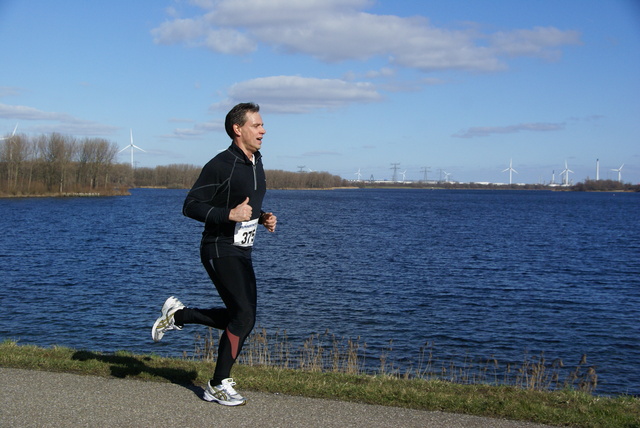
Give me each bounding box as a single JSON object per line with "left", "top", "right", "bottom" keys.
{"left": 1, "top": 340, "right": 638, "bottom": 427}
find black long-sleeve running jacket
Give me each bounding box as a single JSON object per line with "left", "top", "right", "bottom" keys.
{"left": 183, "top": 143, "right": 267, "bottom": 258}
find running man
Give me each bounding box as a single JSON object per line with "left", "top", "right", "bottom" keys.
{"left": 152, "top": 102, "right": 277, "bottom": 406}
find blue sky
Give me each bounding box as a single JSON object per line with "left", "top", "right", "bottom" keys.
{"left": 1, "top": 0, "right": 638, "bottom": 184}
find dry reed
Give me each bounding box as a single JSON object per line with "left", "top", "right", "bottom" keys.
{"left": 189, "top": 326, "right": 598, "bottom": 393}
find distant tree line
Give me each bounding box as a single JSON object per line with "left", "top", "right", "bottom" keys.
{"left": 354, "top": 179, "right": 639, "bottom": 192}
{"left": 133, "top": 164, "right": 201, "bottom": 189}
{"left": 570, "top": 179, "right": 639, "bottom": 192}
{"left": 2, "top": 133, "right": 635, "bottom": 196}
{"left": 266, "top": 169, "right": 349, "bottom": 189}
{"left": 0, "top": 133, "right": 349, "bottom": 196}
{"left": 133, "top": 167, "right": 349, "bottom": 190}
{"left": 0, "top": 133, "right": 128, "bottom": 196}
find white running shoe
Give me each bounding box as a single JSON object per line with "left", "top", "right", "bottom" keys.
{"left": 203, "top": 378, "right": 246, "bottom": 406}
{"left": 151, "top": 296, "right": 185, "bottom": 342}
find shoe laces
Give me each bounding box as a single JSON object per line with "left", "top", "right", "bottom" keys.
{"left": 159, "top": 315, "right": 181, "bottom": 333}
{"left": 221, "top": 379, "right": 239, "bottom": 395}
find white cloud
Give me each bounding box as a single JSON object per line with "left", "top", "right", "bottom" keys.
{"left": 0, "top": 103, "right": 74, "bottom": 121}
{"left": 364, "top": 67, "right": 396, "bottom": 79}
{"left": 31, "top": 123, "right": 119, "bottom": 136}
{"left": 203, "top": 28, "right": 256, "bottom": 54}
{"left": 189, "top": 0, "right": 217, "bottom": 9}
{"left": 206, "top": 0, "right": 372, "bottom": 26}
{"left": 151, "top": 17, "right": 209, "bottom": 46}
{"left": 152, "top": 1, "right": 580, "bottom": 72}
{"left": 164, "top": 119, "right": 225, "bottom": 139}
{"left": 0, "top": 103, "right": 118, "bottom": 136}
{"left": 0, "top": 86, "right": 23, "bottom": 98}
{"left": 212, "top": 75, "right": 382, "bottom": 113}
{"left": 490, "top": 27, "right": 582, "bottom": 59}
{"left": 453, "top": 122, "right": 566, "bottom": 138}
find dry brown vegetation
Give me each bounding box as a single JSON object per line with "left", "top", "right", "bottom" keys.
{"left": 0, "top": 133, "right": 348, "bottom": 196}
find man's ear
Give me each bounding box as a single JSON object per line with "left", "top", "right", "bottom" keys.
{"left": 233, "top": 123, "right": 242, "bottom": 137}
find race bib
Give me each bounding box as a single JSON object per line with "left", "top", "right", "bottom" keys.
{"left": 233, "top": 218, "right": 259, "bottom": 247}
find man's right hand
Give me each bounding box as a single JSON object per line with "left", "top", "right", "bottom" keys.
{"left": 229, "top": 197, "right": 252, "bottom": 222}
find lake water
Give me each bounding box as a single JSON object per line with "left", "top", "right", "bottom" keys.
{"left": 1, "top": 188, "right": 638, "bottom": 396}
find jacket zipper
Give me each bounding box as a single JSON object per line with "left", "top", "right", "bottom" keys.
{"left": 252, "top": 163, "right": 257, "bottom": 191}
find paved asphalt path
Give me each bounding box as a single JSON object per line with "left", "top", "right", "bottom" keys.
{"left": 1, "top": 367, "right": 555, "bottom": 427}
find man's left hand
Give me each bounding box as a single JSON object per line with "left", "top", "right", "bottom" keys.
{"left": 261, "top": 213, "right": 277, "bottom": 232}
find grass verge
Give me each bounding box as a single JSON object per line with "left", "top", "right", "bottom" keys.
{"left": 1, "top": 340, "right": 638, "bottom": 428}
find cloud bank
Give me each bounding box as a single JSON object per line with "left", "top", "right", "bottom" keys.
{"left": 0, "top": 103, "right": 118, "bottom": 136}
{"left": 152, "top": 0, "right": 581, "bottom": 72}
{"left": 211, "top": 75, "right": 382, "bottom": 114}
{"left": 453, "top": 122, "right": 566, "bottom": 138}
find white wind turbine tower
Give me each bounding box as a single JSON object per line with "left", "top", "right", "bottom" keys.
{"left": 559, "top": 160, "right": 573, "bottom": 186}
{"left": 0, "top": 123, "right": 18, "bottom": 141}
{"left": 611, "top": 164, "right": 624, "bottom": 182}
{"left": 400, "top": 170, "right": 407, "bottom": 183}
{"left": 502, "top": 159, "right": 518, "bottom": 185}
{"left": 119, "top": 129, "right": 145, "bottom": 168}
{"left": 354, "top": 168, "right": 362, "bottom": 181}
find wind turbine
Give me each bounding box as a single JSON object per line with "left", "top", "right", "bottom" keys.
{"left": 400, "top": 170, "right": 407, "bottom": 183}
{"left": 443, "top": 171, "right": 452, "bottom": 183}
{"left": 559, "top": 160, "right": 573, "bottom": 186}
{"left": 611, "top": 164, "right": 624, "bottom": 182}
{"left": 354, "top": 168, "right": 362, "bottom": 181}
{"left": 502, "top": 159, "right": 518, "bottom": 185}
{"left": 0, "top": 123, "right": 18, "bottom": 141}
{"left": 118, "top": 129, "right": 145, "bottom": 168}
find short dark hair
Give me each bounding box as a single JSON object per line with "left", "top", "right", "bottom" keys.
{"left": 225, "top": 102, "right": 260, "bottom": 139}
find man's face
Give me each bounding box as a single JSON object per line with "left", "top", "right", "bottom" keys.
{"left": 235, "top": 112, "right": 265, "bottom": 156}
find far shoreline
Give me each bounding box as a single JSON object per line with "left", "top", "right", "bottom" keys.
{"left": 1, "top": 184, "right": 638, "bottom": 198}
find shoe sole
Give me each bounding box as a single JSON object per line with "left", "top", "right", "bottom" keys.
{"left": 203, "top": 395, "right": 246, "bottom": 406}
{"left": 206, "top": 399, "right": 246, "bottom": 406}
{"left": 203, "top": 390, "right": 246, "bottom": 406}
{"left": 151, "top": 297, "right": 185, "bottom": 342}
{"left": 151, "top": 316, "right": 165, "bottom": 342}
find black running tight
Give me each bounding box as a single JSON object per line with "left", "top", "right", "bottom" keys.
{"left": 176, "top": 255, "right": 257, "bottom": 385}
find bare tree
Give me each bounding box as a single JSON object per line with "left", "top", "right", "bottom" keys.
{"left": 0, "top": 134, "right": 30, "bottom": 191}
{"left": 76, "top": 138, "right": 118, "bottom": 189}
{"left": 41, "top": 133, "right": 77, "bottom": 193}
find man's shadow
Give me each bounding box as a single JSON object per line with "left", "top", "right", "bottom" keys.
{"left": 72, "top": 350, "right": 203, "bottom": 398}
